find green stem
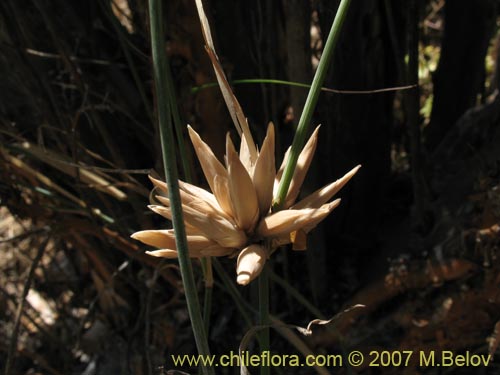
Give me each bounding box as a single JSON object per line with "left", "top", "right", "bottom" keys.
{"left": 258, "top": 263, "right": 270, "bottom": 375}
{"left": 268, "top": 270, "right": 324, "bottom": 319}
{"left": 213, "top": 259, "right": 254, "bottom": 328}
{"left": 191, "top": 79, "right": 313, "bottom": 94}
{"left": 272, "top": 0, "right": 352, "bottom": 211}
{"left": 191, "top": 78, "right": 414, "bottom": 95}
{"left": 163, "top": 52, "right": 213, "bottom": 332}
{"left": 165, "top": 59, "right": 193, "bottom": 183}
{"left": 201, "top": 257, "right": 213, "bottom": 333}
{"left": 148, "top": 1, "right": 213, "bottom": 374}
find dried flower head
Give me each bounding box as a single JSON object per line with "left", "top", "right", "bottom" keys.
{"left": 132, "top": 123, "right": 359, "bottom": 285}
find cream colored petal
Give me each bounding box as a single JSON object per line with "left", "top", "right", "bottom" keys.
{"left": 253, "top": 122, "right": 276, "bottom": 216}
{"left": 212, "top": 174, "right": 235, "bottom": 218}
{"left": 131, "top": 229, "right": 177, "bottom": 248}
{"left": 178, "top": 180, "right": 220, "bottom": 208}
{"left": 275, "top": 147, "right": 290, "bottom": 184}
{"left": 256, "top": 200, "right": 338, "bottom": 238}
{"left": 273, "top": 147, "right": 290, "bottom": 199}
{"left": 155, "top": 191, "right": 233, "bottom": 224}
{"left": 152, "top": 175, "right": 228, "bottom": 217}
{"left": 239, "top": 132, "right": 254, "bottom": 174}
{"left": 149, "top": 199, "right": 247, "bottom": 248}
{"left": 226, "top": 133, "right": 260, "bottom": 231}
{"left": 271, "top": 233, "right": 292, "bottom": 248}
{"left": 236, "top": 244, "right": 267, "bottom": 285}
{"left": 148, "top": 176, "right": 169, "bottom": 205}
{"left": 149, "top": 169, "right": 232, "bottom": 225}
{"left": 147, "top": 205, "right": 204, "bottom": 235}
{"left": 283, "top": 126, "right": 320, "bottom": 208}
{"left": 155, "top": 187, "right": 197, "bottom": 210}
{"left": 149, "top": 175, "right": 168, "bottom": 193}
{"left": 301, "top": 199, "right": 341, "bottom": 233}
{"left": 148, "top": 204, "right": 172, "bottom": 220}
{"left": 270, "top": 230, "right": 308, "bottom": 250}
{"left": 145, "top": 249, "right": 180, "bottom": 258}
{"left": 187, "top": 125, "right": 231, "bottom": 214}
{"left": 131, "top": 229, "right": 221, "bottom": 251}
{"left": 292, "top": 165, "right": 361, "bottom": 209}
{"left": 290, "top": 229, "right": 307, "bottom": 251}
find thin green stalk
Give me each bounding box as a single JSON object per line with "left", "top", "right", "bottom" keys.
{"left": 148, "top": 1, "right": 213, "bottom": 374}
{"left": 163, "top": 52, "right": 213, "bottom": 331}
{"left": 201, "top": 256, "right": 213, "bottom": 333}
{"left": 165, "top": 59, "right": 193, "bottom": 183}
{"left": 255, "top": 2, "right": 351, "bottom": 370}
{"left": 191, "top": 78, "right": 414, "bottom": 95}
{"left": 268, "top": 270, "right": 324, "bottom": 319}
{"left": 272, "top": 0, "right": 352, "bottom": 211}
{"left": 214, "top": 261, "right": 331, "bottom": 375}
{"left": 213, "top": 259, "right": 254, "bottom": 328}
{"left": 190, "top": 78, "right": 310, "bottom": 94}
{"left": 258, "top": 263, "right": 270, "bottom": 375}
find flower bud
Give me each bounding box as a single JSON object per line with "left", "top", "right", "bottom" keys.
{"left": 236, "top": 245, "right": 267, "bottom": 285}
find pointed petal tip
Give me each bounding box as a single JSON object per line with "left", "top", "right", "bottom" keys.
{"left": 145, "top": 250, "right": 178, "bottom": 258}
{"left": 329, "top": 198, "right": 341, "bottom": 209}
{"left": 147, "top": 204, "right": 161, "bottom": 210}
{"left": 155, "top": 194, "right": 170, "bottom": 205}
{"left": 148, "top": 175, "right": 163, "bottom": 184}
{"left": 266, "top": 121, "right": 275, "bottom": 135}
{"left": 187, "top": 125, "right": 202, "bottom": 144}
{"left": 225, "top": 132, "right": 237, "bottom": 158}
{"left": 342, "top": 164, "right": 361, "bottom": 182}
{"left": 308, "top": 125, "right": 321, "bottom": 140}
{"left": 130, "top": 229, "right": 157, "bottom": 240}
{"left": 145, "top": 250, "right": 162, "bottom": 257}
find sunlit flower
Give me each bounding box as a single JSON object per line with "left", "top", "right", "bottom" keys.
{"left": 132, "top": 124, "right": 360, "bottom": 285}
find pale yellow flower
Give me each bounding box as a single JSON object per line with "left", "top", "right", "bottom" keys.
{"left": 131, "top": 124, "right": 360, "bottom": 285}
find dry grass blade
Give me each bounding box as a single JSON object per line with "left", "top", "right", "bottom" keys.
{"left": 194, "top": 0, "right": 257, "bottom": 162}
{"left": 19, "top": 142, "right": 127, "bottom": 201}
{"left": 1, "top": 147, "right": 86, "bottom": 207}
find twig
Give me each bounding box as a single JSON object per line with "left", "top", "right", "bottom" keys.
{"left": 4, "top": 234, "right": 50, "bottom": 375}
